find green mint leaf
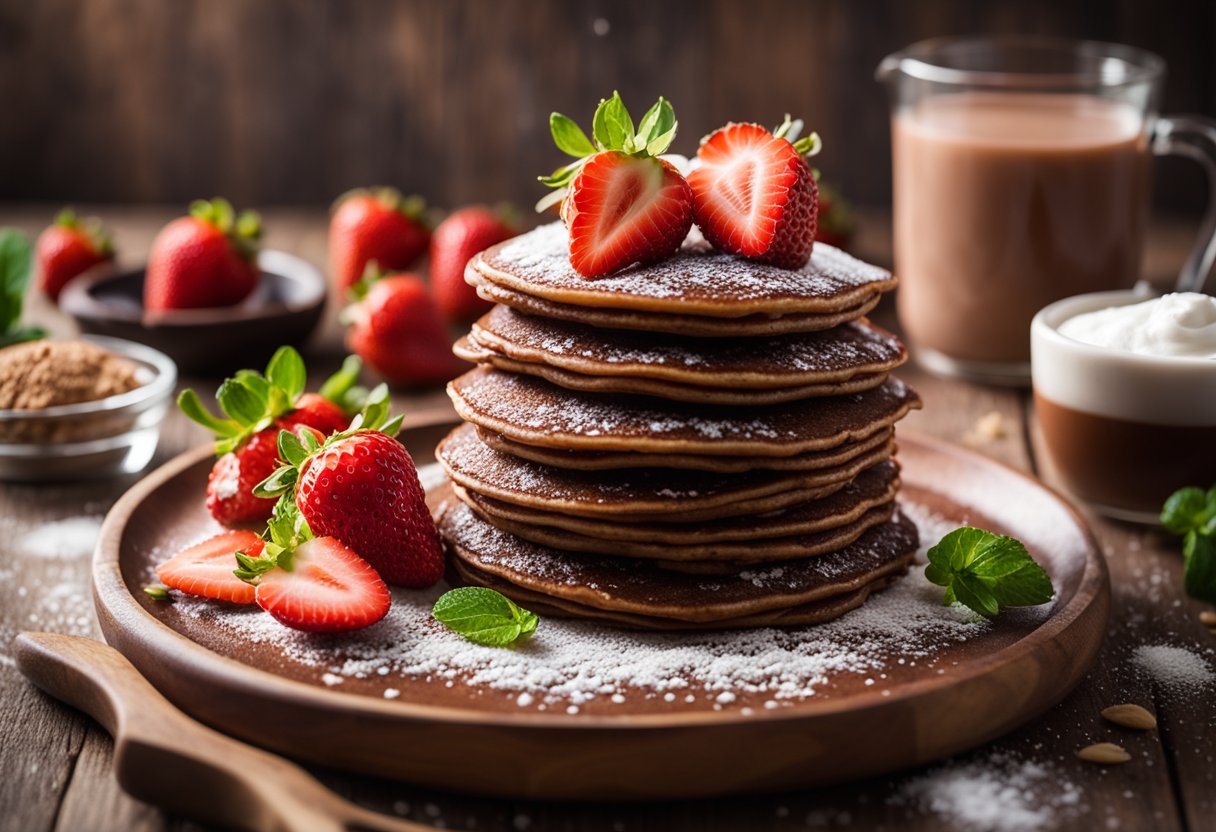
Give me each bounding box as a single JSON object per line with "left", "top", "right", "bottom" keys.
{"left": 265, "top": 346, "right": 307, "bottom": 402}
{"left": 318, "top": 355, "right": 363, "bottom": 413}
{"left": 177, "top": 389, "right": 241, "bottom": 438}
{"left": 1183, "top": 531, "right": 1216, "bottom": 604}
{"left": 1161, "top": 486, "right": 1216, "bottom": 535}
{"left": 550, "top": 113, "right": 597, "bottom": 158}
{"left": 0, "top": 229, "right": 34, "bottom": 335}
{"left": 925, "top": 527, "right": 1054, "bottom": 618}
{"left": 0, "top": 326, "right": 46, "bottom": 348}
{"left": 592, "top": 91, "right": 634, "bottom": 152}
{"left": 217, "top": 377, "right": 268, "bottom": 426}
{"left": 433, "top": 587, "right": 539, "bottom": 647}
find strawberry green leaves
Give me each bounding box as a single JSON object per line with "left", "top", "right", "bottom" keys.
{"left": 433, "top": 587, "right": 539, "bottom": 647}
{"left": 1161, "top": 484, "right": 1216, "bottom": 604}
{"left": 540, "top": 92, "right": 679, "bottom": 190}
{"left": 772, "top": 114, "right": 823, "bottom": 159}
{"left": 925, "top": 527, "right": 1054, "bottom": 618}
{"left": 190, "top": 197, "right": 261, "bottom": 261}
{"left": 0, "top": 229, "right": 45, "bottom": 348}
{"left": 234, "top": 496, "right": 312, "bottom": 583}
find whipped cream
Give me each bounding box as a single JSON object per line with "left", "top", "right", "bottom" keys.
{"left": 1058, "top": 292, "right": 1216, "bottom": 359}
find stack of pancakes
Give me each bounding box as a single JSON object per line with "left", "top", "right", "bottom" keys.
{"left": 435, "top": 222, "right": 922, "bottom": 629}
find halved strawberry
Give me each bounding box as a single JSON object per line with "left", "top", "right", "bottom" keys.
{"left": 687, "top": 117, "right": 822, "bottom": 269}
{"left": 251, "top": 536, "right": 390, "bottom": 633}
{"left": 539, "top": 92, "right": 692, "bottom": 278}
{"left": 155, "top": 530, "right": 264, "bottom": 604}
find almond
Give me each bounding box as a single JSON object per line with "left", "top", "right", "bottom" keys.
{"left": 1200, "top": 610, "right": 1216, "bottom": 627}
{"left": 1075, "top": 742, "right": 1132, "bottom": 764}
{"left": 1101, "top": 703, "right": 1157, "bottom": 731}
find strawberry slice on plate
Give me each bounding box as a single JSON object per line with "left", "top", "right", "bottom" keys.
{"left": 156, "top": 530, "right": 264, "bottom": 604}
{"left": 251, "top": 536, "right": 390, "bottom": 634}
{"left": 539, "top": 92, "right": 693, "bottom": 278}
{"left": 687, "top": 117, "right": 822, "bottom": 269}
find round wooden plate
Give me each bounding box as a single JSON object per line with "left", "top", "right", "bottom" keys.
{"left": 93, "top": 423, "right": 1108, "bottom": 800}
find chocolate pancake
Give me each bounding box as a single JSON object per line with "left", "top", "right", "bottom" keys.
{"left": 436, "top": 424, "right": 893, "bottom": 521}
{"left": 456, "top": 459, "right": 901, "bottom": 544}
{"left": 476, "top": 426, "right": 896, "bottom": 473}
{"left": 438, "top": 496, "right": 919, "bottom": 624}
{"left": 454, "top": 338, "right": 887, "bottom": 405}
{"left": 465, "top": 305, "right": 906, "bottom": 388}
{"left": 448, "top": 367, "right": 921, "bottom": 457}
{"left": 470, "top": 273, "right": 882, "bottom": 337}
{"left": 470, "top": 223, "right": 899, "bottom": 317}
{"left": 452, "top": 560, "right": 904, "bottom": 630}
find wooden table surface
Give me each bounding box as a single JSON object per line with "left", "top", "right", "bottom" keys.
{"left": 0, "top": 206, "right": 1212, "bottom": 832}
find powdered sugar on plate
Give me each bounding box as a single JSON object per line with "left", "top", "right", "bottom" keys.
{"left": 163, "top": 503, "right": 996, "bottom": 711}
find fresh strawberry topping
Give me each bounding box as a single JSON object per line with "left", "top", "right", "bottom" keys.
{"left": 251, "top": 536, "right": 390, "bottom": 633}
{"left": 156, "top": 530, "right": 264, "bottom": 604}
{"left": 688, "top": 119, "right": 822, "bottom": 269}
{"left": 36, "top": 208, "right": 114, "bottom": 303}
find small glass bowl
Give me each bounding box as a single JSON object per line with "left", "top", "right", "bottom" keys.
{"left": 0, "top": 336, "right": 177, "bottom": 482}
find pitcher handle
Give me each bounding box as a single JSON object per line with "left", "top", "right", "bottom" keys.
{"left": 1152, "top": 115, "right": 1216, "bottom": 294}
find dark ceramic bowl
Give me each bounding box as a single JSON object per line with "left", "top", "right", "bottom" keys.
{"left": 60, "top": 250, "right": 326, "bottom": 375}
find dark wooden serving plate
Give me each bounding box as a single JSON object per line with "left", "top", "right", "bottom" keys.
{"left": 60, "top": 250, "right": 326, "bottom": 375}
{"left": 93, "top": 425, "right": 1108, "bottom": 801}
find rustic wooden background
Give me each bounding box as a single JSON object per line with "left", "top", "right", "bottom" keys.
{"left": 2, "top": 0, "right": 1215, "bottom": 213}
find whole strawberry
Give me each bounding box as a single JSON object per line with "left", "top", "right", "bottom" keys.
{"left": 179, "top": 347, "right": 364, "bottom": 526}
{"left": 36, "top": 209, "right": 114, "bottom": 302}
{"left": 430, "top": 206, "right": 518, "bottom": 322}
{"left": 539, "top": 92, "right": 693, "bottom": 278}
{"left": 256, "top": 388, "right": 445, "bottom": 588}
{"left": 688, "top": 116, "right": 822, "bottom": 269}
{"left": 329, "top": 187, "right": 430, "bottom": 291}
{"left": 145, "top": 198, "right": 261, "bottom": 311}
{"left": 344, "top": 267, "right": 465, "bottom": 386}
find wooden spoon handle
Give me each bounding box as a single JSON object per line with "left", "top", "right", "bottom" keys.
{"left": 15, "top": 632, "right": 427, "bottom": 832}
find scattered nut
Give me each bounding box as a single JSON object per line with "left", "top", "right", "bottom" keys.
{"left": 1101, "top": 703, "right": 1157, "bottom": 730}
{"left": 1076, "top": 742, "right": 1132, "bottom": 764}
{"left": 1200, "top": 610, "right": 1216, "bottom": 628}
{"left": 963, "top": 411, "right": 1008, "bottom": 446}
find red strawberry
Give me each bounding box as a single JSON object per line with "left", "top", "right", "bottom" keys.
{"left": 256, "top": 390, "right": 445, "bottom": 588}
{"left": 156, "top": 530, "right": 264, "bottom": 604}
{"left": 430, "top": 206, "right": 518, "bottom": 322}
{"left": 252, "top": 536, "right": 390, "bottom": 633}
{"left": 539, "top": 93, "right": 693, "bottom": 278}
{"left": 36, "top": 209, "right": 114, "bottom": 302}
{"left": 687, "top": 118, "right": 821, "bottom": 269}
{"left": 344, "top": 271, "right": 465, "bottom": 385}
{"left": 329, "top": 188, "right": 429, "bottom": 291}
{"left": 180, "top": 348, "right": 364, "bottom": 526}
{"left": 144, "top": 198, "right": 261, "bottom": 311}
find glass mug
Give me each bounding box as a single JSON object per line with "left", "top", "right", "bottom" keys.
{"left": 877, "top": 36, "right": 1216, "bottom": 385}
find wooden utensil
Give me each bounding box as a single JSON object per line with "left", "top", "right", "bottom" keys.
{"left": 14, "top": 631, "right": 429, "bottom": 832}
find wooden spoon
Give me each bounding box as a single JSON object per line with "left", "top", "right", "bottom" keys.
{"left": 15, "top": 631, "right": 431, "bottom": 832}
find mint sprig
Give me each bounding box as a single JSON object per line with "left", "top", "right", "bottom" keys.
{"left": 0, "top": 229, "right": 46, "bottom": 348}
{"left": 539, "top": 92, "right": 678, "bottom": 190}
{"left": 925, "top": 527, "right": 1054, "bottom": 618}
{"left": 433, "top": 587, "right": 539, "bottom": 647}
{"left": 1161, "top": 484, "right": 1216, "bottom": 604}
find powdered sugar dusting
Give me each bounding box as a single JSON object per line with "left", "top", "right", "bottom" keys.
{"left": 484, "top": 223, "right": 894, "bottom": 309}
{"left": 161, "top": 503, "right": 995, "bottom": 710}
{"left": 19, "top": 517, "right": 103, "bottom": 559}
{"left": 1131, "top": 644, "right": 1215, "bottom": 689}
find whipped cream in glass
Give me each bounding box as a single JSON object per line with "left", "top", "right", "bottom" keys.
{"left": 1058, "top": 292, "right": 1216, "bottom": 359}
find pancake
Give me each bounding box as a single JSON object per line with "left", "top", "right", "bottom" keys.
{"left": 466, "top": 501, "right": 896, "bottom": 562}
{"left": 476, "top": 425, "right": 896, "bottom": 473}
{"left": 470, "top": 223, "right": 898, "bottom": 318}
{"left": 452, "top": 560, "right": 904, "bottom": 630}
{"left": 465, "top": 305, "right": 907, "bottom": 389}
{"left": 448, "top": 367, "right": 921, "bottom": 457}
{"left": 454, "top": 338, "right": 887, "bottom": 404}
{"left": 456, "top": 459, "right": 901, "bottom": 544}
{"left": 436, "top": 423, "right": 894, "bottom": 521}
{"left": 471, "top": 271, "right": 883, "bottom": 337}
{"left": 438, "top": 495, "right": 919, "bottom": 624}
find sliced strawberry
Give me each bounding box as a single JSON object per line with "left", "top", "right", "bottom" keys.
{"left": 562, "top": 152, "right": 693, "bottom": 278}
{"left": 253, "top": 537, "right": 390, "bottom": 633}
{"left": 156, "top": 530, "right": 264, "bottom": 604}
{"left": 688, "top": 120, "right": 821, "bottom": 269}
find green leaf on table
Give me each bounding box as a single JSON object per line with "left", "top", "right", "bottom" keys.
{"left": 432, "top": 586, "right": 539, "bottom": 647}
{"left": 1161, "top": 485, "right": 1216, "bottom": 536}
{"left": 0, "top": 228, "right": 37, "bottom": 339}
{"left": 1162, "top": 483, "right": 1216, "bottom": 604}
{"left": 1183, "top": 532, "right": 1216, "bottom": 604}
{"left": 925, "top": 527, "right": 1054, "bottom": 618}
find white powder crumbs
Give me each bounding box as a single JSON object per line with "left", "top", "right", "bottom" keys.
{"left": 1131, "top": 644, "right": 1216, "bottom": 689}
{"left": 165, "top": 504, "right": 994, "bottom": 709}
{"left": 19, "top": 517, "right": 103, "bottom": 559}
{"left": 891, "top": 753, "right": 1082, "bottom": 832}
{"left": 383, "top": 688, "right": 400, "bottom": 700}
